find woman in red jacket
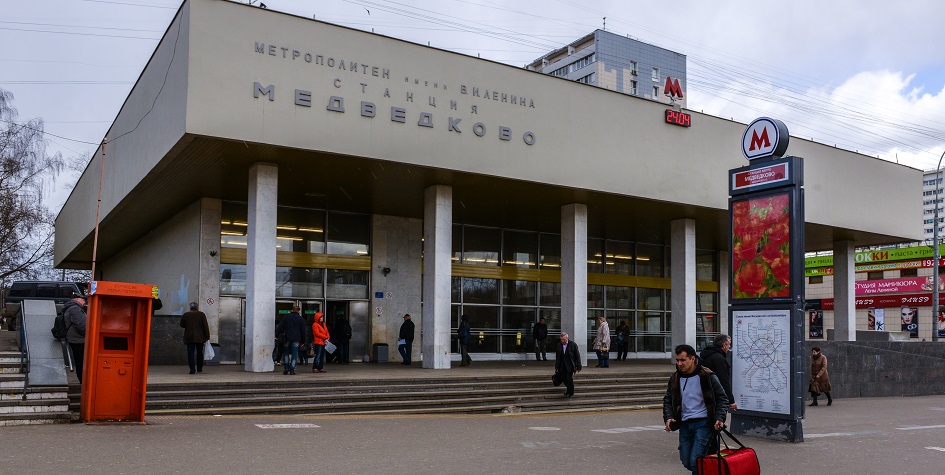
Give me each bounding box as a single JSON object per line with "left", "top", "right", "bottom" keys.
{"left": 311, "top": 312, "right": 331, "bottom": 373}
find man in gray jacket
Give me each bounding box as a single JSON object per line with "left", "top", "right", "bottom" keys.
{"left": 63, "top": 297, "right": 87, "bottom": 383}
{"left": 663, "top": 344, "right": 729, "bottom": 475}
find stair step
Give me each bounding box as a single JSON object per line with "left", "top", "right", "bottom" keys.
{"left": 0, "top": 411, "right": 73, "bottom": 426}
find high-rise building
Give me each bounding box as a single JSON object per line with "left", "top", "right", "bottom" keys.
{"left": 923, "top": 170, "right": 943, "bottom": 241}
{"left": 526, "top": 29, "right": 687, "bottom": 107}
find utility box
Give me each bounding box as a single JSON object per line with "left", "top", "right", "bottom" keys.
{"left": 80, "top": 281, "right": 155, "bottom": 424}
{"left": 372, "top": 343, "right": 389, "bottom": 363}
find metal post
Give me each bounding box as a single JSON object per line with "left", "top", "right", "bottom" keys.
{"left": 934, "top": 150, "right": 945, "bottom": 342}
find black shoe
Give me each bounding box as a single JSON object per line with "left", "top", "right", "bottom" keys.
{"left": 543, "top": 358, "right": 547, "bottom": 361}
{"left": 284, "top": 369, "right": 289, "bottom": 375}
{"left": 197, "top": 369, "right": 202, "bottom": 373}
{"left": 563, "top": 391, "right": 570, "bottom": 396}
{"left": 827, "top": 400, "right": 832, "bottom": 406}
{"left": 808, "top": 402, "right": 817, "bottom": 406}
{"left": 189, "top": 370, "right": 196, "bottom": 374}
{"left": 289, "top": 370, "right": 296, "bottom": 375}
{"left": 594, "top": 364, "right": 602, "bottom": 368}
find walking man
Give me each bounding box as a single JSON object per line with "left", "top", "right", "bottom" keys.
{"left": 180, "top": 302, "right": 210, "bottom": 375}
{"left": 663, "top": 344, "right": 729, "bottom": 475}
{"left": 275, "top": 306, "right": 306, "bottom": 375}
{"left": 63, "top": 296, "right": 87, "bottom": 383}
{"left": 554, "top": 332, "right": 582, "bottom": 397}
{"left": 532, "top": 317, "right": 548, "bottom": 361}
{"left": 398, "top": 313, "right": 415, "bottom": 365}
{"left": 700, "top": 334, "right": 738, "bottom": 412}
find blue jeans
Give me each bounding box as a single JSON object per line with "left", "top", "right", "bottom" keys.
{"left": 311, "top": 344, "right": 325, "bottom": 371}
{"left": 282, "top": 341, "right": 299, "bottom": 371}
{"left": 678, "top": 418, "right": 712, "bottom": 474}
{"left": 398, "top": 341, "right": 412, "bottom": 364}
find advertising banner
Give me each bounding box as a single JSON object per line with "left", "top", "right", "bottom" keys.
{"left": 868, "top": 308, "right": 885, "bottom": 331}
{"left": 808, "top": 310, "right": 823, "bottom": 338}
{"left": 900, "top": 306, "right": 919, "bottom": 338}
{"left": 938, "top": 308, "right": 945, "bottom": 339}
{"left": 855, "top": 276, "right": 945, "bottom": 296}
{"left": 731, "top": 191, "right": 792, "bottom": 301}
{"left": 804, "top": 245, "right": 945, "bottom": 269}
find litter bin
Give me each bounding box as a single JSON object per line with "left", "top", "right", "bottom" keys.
{"left": 205, "top": 343, "right": 222, "bottom": 365}
{"left": 372, "top": 343, "right": 389, "bottom": 363}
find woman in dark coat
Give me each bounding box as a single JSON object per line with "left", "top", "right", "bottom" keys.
{"left": 809, "top": 346, "right": 832, "bottom": 406}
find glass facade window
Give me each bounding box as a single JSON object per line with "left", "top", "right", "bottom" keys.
{"left": 326, "top": 212, "right": 370, "bottom": 256}
{"left": 277, "top": 206, "right": 326, "bottom": 253}
{"left": 504, "top": 280, "right": 537, "bottom": 306}
{"left": 464, "top": 305, "right": 499, "bottom": 353}
{"left": 606, "top": 285, "right": 634, "bottom": 309}
{"left": 452, "top": 224, "right": 463, "bottom": 263}
{"left": 325, "top": 269, "right": 369, "bottom": 299}
{"left": 221, "top": 264, "right": 327, "bottom": 299}
{"left": 463, "top": 226, "right": 500, "bottom": 265}
{"left": 587, "top": 238, "right": 604, "bottom": 273}
{"left": 636, "top": 244, "right": 665, "bottom": 277}
{"left": 605, "top": 240, "right": 634, "bottom": 275}
{"left": 637, "top": 311, "right": 669, "bottom": 352}
{"left": 501, "top": 307, "right": 535, "bottom": 353}
{"left": 696, "top": 250, "right": 717, "bottom": 281}
{"left": 539, "top": 282, "right": 561, "bottom": 307}
{"left": 638, "top": 288, "right": 663, "bottom": 310}
{"left": 587, "top": 284, "right": 605, "bottom": 309}
{"left": 503, "top": 230, "right": 538, "bottom": 268}
{"left": 276, "top": 267, "right": 324, "bottom": 299}
{"left": 539, "top": 233, "right": 560, "bottom": 269}
{"left": 463, "top": 278, "right": 499, "bottom": 304}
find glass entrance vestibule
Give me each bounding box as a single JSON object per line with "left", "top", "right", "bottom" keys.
{"left": 218, "top": 203, "right": 722, "bottom": 360}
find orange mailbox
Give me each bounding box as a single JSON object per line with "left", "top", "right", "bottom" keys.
{"left": 80, "top": 281, "right": 154, "bottom": 423}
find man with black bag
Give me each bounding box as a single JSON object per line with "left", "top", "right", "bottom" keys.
{"left": 553, "top": 332, "right": 581, "bottom": 398}
{"left": 663, "top": 344, "right": 728, "bottom": 475}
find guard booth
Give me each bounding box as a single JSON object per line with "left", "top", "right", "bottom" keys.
{"left": 80, "top": 281, "right": 155, "bottom": 423}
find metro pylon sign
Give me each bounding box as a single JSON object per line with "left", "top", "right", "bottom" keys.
{"left": 742, "top": 117, "right": 789, "bottom": 160}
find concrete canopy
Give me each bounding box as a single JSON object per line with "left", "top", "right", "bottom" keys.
{"left": 54, "top": 0, "right": 922, "bottom": 269}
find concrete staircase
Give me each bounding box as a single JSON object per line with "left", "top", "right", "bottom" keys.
{"left": 0, "top": 331, "right": 72, "bottom": 426}
{"left": 65, "top": 371, "right": 669, "bottom": 417}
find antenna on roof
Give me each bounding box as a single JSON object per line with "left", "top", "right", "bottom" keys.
{"left": 603, "top": 17, "right": 606, "bottom": 31}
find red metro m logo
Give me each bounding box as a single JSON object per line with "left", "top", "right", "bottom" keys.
{"left": 742, "top": 117, "right": 790, "bottom": 160}
{"left": 664, "top": 76, "right": 684, "bottom": 100}
{"left": 749, "top": 128, "right": 771, "bottom": 151}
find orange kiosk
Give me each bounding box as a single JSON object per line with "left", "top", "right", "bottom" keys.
{"left": 80, "top": 281, "right": 155, "bottom": 423}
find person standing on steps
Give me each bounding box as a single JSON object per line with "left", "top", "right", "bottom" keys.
{"left": 275, "top": 306, "right": 306, "bottom": 375}
{"left": 592, "top": 316, "right": 610, "bottom": 368}
{"left": 809, "top": 346, "right": 833, "bottom": 406}
{"left": 180, "top": 302, "right": 210, "bottom": 375}
{"left": 532, "top": 317, "right": 548, "bottom": 361}
{"left": 63, "top": 296, "right": 88, "bottom": 383}
{"left": 457, "top": 314, "right": 472, "bottom": 366}
{"left": 398, "top": 313, "right": 415, "bottom": 365}
{"left": 615, "top": 320, "right": 629, "bottom": 361}
{"left": 311, "top": 312, "right": 330, "bottom": 373}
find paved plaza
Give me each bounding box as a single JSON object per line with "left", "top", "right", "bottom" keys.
{"left": 4, "top": 393, "right": 945, "bottom": 474}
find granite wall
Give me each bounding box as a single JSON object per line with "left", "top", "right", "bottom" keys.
{"left": 805, "top": 339, "right": 945, "bottom": 398}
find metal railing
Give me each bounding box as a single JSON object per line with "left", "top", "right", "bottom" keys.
{"left": 16, "top": 307, "right": 30, "bottom": 400}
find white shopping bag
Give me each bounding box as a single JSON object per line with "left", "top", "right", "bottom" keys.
{"left": 203, "top": 341, "right": 215, "bottom": 360}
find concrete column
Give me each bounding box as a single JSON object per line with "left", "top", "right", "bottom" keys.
{"left": 671, "top": 218, "right": 696, "bottom": 349}
{"left": 199, "top": 198, "right": 222, "bottom": 343}
{"left": 422, "top": 185, "right": 452, "bottom": 369}
{"left": 244, "top": 163, "right": 278, "bottom": 372}
{"left": 833, "top": 240, "right": 856, "bottom": 341}
{"left": 719, "top": 250, "right": 731, "bottom": 335}
{"left": 561, "top": 203, "right": 588, "bottom": 362}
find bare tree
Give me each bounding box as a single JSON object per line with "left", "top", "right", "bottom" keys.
{"left": 0, "top": 88, "right": 64, "bottom": 282}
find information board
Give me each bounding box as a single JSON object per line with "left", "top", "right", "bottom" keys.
{"left": 732, "top": 308, "right": 792, "bottom": 415}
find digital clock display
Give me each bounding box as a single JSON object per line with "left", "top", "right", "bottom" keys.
{"left": 665, "top": 109, "right": 691, "bottom": 127}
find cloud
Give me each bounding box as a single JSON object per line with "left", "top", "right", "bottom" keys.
{"left": 689, "top": 68, "right": 945, "bottom": 170}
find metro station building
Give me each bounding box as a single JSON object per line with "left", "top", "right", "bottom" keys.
{"left": 55, "top": 0, "right": 923, "bottom": 370}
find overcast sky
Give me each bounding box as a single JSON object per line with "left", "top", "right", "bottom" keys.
{"left": 3, "top": 0, "right": 944, "bottom": 214}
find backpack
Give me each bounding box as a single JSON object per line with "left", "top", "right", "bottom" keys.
{"left": 51, "top": 313, "right": 70, "bottom": 339}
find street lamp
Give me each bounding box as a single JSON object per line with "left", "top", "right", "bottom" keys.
{"left": 933, "top": 149, "right": 945, "bottom": 342}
